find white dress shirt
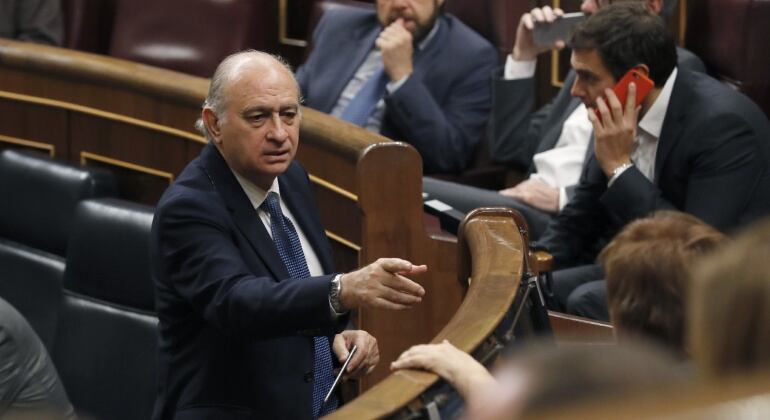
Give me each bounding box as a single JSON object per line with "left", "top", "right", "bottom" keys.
{"left": 330, "top": 20, "right": 441, "bottom": 133}
{"left": 504, "top": 55, "right": 592, "bottom": 210}
{"left": 608, "top": 68, "right": 678, "bottom": 185}
{"left": 231, "top": 171, "right": 324, "bottom": 277}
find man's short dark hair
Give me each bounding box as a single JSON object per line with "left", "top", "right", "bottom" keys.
{"left": 569, "top": 2, "right": 677, "bottom": 86}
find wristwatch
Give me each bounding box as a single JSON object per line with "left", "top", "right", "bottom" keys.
{"left": 329, "top": 274, "right": 346, "bottom": 313}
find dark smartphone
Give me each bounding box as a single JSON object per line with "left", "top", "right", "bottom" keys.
{"left": 532, "top": 12, "right": 585, "bottom": 46}
{"left": 595, "top": 69, "right": 655, "bottom": 122}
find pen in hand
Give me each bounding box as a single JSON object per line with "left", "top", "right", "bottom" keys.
{"left": 320, "top": 345, "right": 358, "bottom": 414}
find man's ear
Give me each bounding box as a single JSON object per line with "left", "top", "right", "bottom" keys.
{"left": 634, "top": 64, "right": 651, "bottom": 78}
{"left": 202, "top": 108, "right": 222, "bottom": 144}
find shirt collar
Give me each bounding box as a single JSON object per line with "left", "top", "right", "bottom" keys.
{"left": 230, "top": 169, "right": 280, "bottom": 210}
{"left": 638, "top": 67, "right": 678, "bottom": 139}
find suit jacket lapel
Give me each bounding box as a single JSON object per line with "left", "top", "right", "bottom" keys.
{"left": 279, "top": 175, "right": 335, "bottom": 275}
{"left": 199, "top": 145, "right": 290, "bottom": 280}
{"left": 654, "top": 72, "right": 689, "bottom": 183}
{"left": 318, "top": 20, "right": 381, "bottom": 113}
{"left": 411, "top": 14, "right": 448, "bottom": 75}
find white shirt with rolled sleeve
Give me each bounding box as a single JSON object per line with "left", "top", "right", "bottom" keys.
{"left": 504, "top": 55, "right": 592, "bottom": 210}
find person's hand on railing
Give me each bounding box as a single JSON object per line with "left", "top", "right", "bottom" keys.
{"left": 390, "top": 339, "right": 496, "bottom": 403}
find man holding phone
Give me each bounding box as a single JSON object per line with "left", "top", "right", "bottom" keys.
{"left": 423, "top": 0, "right": 705, "bottom": 240}
{"left": 537, "top": 3, "right": 770, "bottom": 319}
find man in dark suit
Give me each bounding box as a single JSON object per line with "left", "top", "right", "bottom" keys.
{"left": 151, "top": 51, "right": 427, "bottom": 419}
{"left": 423, "top": 0, "right": 705, "bottom": 239}
{"left": 296, "top": 0, "right": 496, "bottom": 174}
{"left": 539, "top": 3, "right": 770, "bottom": 320}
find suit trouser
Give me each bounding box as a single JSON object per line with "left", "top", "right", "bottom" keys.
{"left": 550, "top": 264, "right": 609, "bottom": 321}
{"left": 422, "top": 177, "right": 553, "bottom": 240}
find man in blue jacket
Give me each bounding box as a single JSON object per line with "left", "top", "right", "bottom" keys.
{"left": 296, "top": 0, "right": 497, "bottom": 174}
{"left": 151, "top": 51, "right": 427, "bottom": 419}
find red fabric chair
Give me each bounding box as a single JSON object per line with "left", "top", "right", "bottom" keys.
{"left": 686, "top": 0, "right": 770, "bottom": 117}
{"left": 108, "top": 0, "right": 277, "bottom": 77}
{"left": 61, "top": 0, "right": 117, "bottom": 54}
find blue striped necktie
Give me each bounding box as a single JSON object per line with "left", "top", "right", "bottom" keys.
{"left": 339, "top": 65, "right": 389, "bottom": 126}
{"left": 260, "top": 192, "right": 338, "bottom": 417}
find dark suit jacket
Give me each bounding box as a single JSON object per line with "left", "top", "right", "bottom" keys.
{"left": 296, "top": 8, "right": 497, "bottom": 174}
{"left": 151, "top": 145, "right": 345, "bottom": 419}
{"left": 539, "top": 70, "right": 770, "bottom": 268}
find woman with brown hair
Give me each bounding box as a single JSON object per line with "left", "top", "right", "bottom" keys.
{"left": 599, "top": 210, "right": 727, "bottom": 356}
{"left": 689, "top": 217, "right": 770, "bottom": 378}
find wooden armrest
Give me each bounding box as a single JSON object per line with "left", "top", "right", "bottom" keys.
{"left": 529, "top": 249, "right": 553, "bottom": 274}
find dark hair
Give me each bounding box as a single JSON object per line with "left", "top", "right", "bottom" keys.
{"left": 599, "top": 211, "right": 727, "bottom": 356}
{"left": 568, "top": 2, "right": 677, "bottom": 86}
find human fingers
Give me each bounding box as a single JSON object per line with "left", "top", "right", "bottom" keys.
{"left": 347, "top": 332, "right": 379, "bottom": 376}
{"left": 371, "top": 297, "right": 413, "bottom": 311}
{"left": 344, "top": 332, "right": 368, "bottom": 373}
{"left": 587, "top": 103, "right": 602, "bottom": 131}
{"left": 604, "top": 88, "right": 624, "bottom": 123}
{"left": 554, "top": 8, "right": 565, "bottom": 17}
{"left": 382, "top": 273, "right": 425, "bottom": 298}
{"left": 625, "top": 82, "right": 637, "bottom": 119}
{"left": 378, "top": 257, "right": 414, "bottom": 273}
{"left": 370, "top": 281, "right": 423, "bottom": 308}
{"left": 530, "top": 8, "right": 546, "bottom": 23}
{"left": 521, "top": 13, "right": 535, "bottom": 31}
{"left": 332, "top": 333, "right": 349, "bottom": 363}
{"left": 398, "top": 264, "right": 427, "bottom": 276}
{"left": 542, "top": 5, "right": 556, "bottom": 22}
{"left": 390, "top": 344, "right": 434, "bottom": 370}
{"left": 595, "top": 96, "right": 613, "bottom": 128}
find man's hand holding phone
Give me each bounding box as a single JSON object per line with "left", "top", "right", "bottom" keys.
{"left": 590, "top": 81, "right": 640, "bottom": 178}
{"left": 513, "top": 6, "right": 566, "bottom": 61}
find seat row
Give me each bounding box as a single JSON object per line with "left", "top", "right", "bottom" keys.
{"left": 0, "top": 149, "right": 158, "bottom": 420}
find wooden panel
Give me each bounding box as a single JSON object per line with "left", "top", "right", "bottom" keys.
{"left": 0, "top": 97, "right": 68, "bottom": 157}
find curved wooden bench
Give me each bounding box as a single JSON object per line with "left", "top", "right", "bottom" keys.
{"left": 326, "top": 207, "right": 529, "bottom": 419}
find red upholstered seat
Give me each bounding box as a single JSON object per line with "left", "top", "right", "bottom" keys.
{"left": 62, "top": 0, "right": 117, "bottom": 54}
{"left": 686, "top": 0, "right": 770, "bottom": 117}
{"left": 108, "top": 0, "right": 277, "bottom": 77}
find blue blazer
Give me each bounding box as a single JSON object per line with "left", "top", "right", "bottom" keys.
{"left": 296, "top": 8, "right": 497, "bottom": 174}
{"left": 539, "top": 70, "right": 770, "bottom": 267}
{"left": 151, "top": 145, "right": 345, "bottom": 419}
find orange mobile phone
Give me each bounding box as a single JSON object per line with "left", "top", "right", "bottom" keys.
{"left": 595, "top": 69, "right": 654, "bottom": 122}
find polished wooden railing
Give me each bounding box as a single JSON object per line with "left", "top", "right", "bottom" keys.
{"left": 326, "top": 208, "right": 529, "bottom": 419}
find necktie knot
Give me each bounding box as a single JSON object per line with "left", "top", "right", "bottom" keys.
{"left": 261, "top": 192, "right": 283, "bottom": 221}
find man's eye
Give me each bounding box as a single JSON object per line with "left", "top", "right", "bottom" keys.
{"left": 281, "top": 112, "right": 297, "bottom": 123}
{"left": 248, "top": 115, "right": 267, "bottom": 123}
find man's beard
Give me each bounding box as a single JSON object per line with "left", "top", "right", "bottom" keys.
{"left": 384, "top": 1, "right": 441, "bottom": 44}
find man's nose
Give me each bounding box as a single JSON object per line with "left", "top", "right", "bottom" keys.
{"left": 570, "top": 78, "right": 584, "bottom": 100}
{"left": 267, "top": 114, "right": 288, "bottom": 142}
{"left": 391, "top": 0, "right": 409, "bottom": 10}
